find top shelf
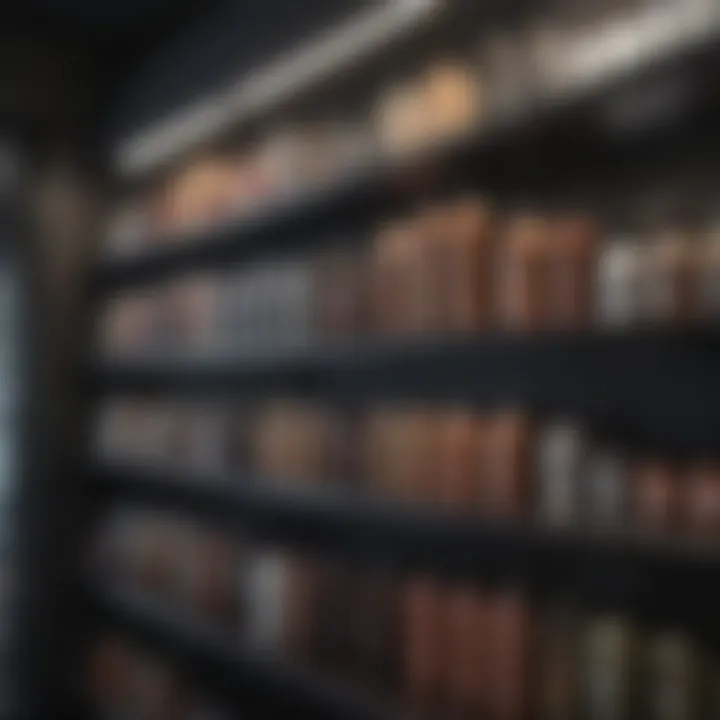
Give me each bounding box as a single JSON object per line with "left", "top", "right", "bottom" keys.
{"left": 96, "top": 17, "right": 720, "bottom": 293}
{"left": 114, "top": 0, "right": 441, "bottom": 181}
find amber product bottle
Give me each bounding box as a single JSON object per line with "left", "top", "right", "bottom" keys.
{"left": 683, "top": 464, "right": 720, "bottom": 544}
{"left": 498, "top": 215, "right": 553, "bottom": 331}
{"left": 394, "top": 410, "right": 441, "bottom": 507}
{"left": 421, "top": 60, "right": 484, "bottom": 145}
{"left": 632, "top": 460, "right": 678, "bottom": 534}
{"left": 164, "top": 157, "right": 234, "bottom": 235}
{"left": 696, "top": 233, "right": 720, "bottom": 321}
{"left": 427, "top": 199, "right": 495, "bottom": 335}
{"left": 549, "top": 215, "right": 599, "bottom": 329}
{"left": 416, "top": 205, "right": 449, "bottom": 336}
{"left": 373, "top": 221, "right": 425, "bottom": 337}
{"left": 443, "top": 587, "right": 487, "bottom": 719}
{"left": 582, "top": 616, "right": 638, "bottom": 720}
{"left": 286, "top": 404, "right": 331, "bottom": 488}
{"left": 534, "top": 602, "right": 581, "bottom": 720}
{"left": 448, "top": 198, "right": 495, "bottom": 332}
{"left": 379, "top": 410, "right": 411, "bottom": 504}
{"left": 439, "top": 410, "right": 480, "bottom": 510}
{"left": 161, "top": 275, "right": 218, "bottom": 353}
{"left": 536, "top": 420, "right": 587, "bottom": 527}
{"left": 313, "top": 246, "right": 367, "bottom": 344}
{"left": 484, "top": 589, "right": 532, "bottom": 720}
{"left": 367, "top": 409, "right": 422, "bottom": 504}
{"left": 192, "top": 529, "right": 238, "bottom": 630}
{"left": 584, "top": 445, "right": 628, "bottom": 530}
{"left": 402, "top": 578, "right": 444, "bottom": 715}
{"left": 643, "top": 631, "right": 699, "bottom": 720}
{"left": 284, "top": 555, "right": 320, "bottom": 661}
{"left": 253, "top": 403, "right": 328, "bottom": 488}
{"left": 643, "top": 233, "right": 698, "bottom": 325}
{"left": 479, "top": 411, "right": 534, "bottom": 518}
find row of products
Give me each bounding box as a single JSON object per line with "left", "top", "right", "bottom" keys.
{"left": 97, "top": 399, "right": 720, "bottom": 542}
{"left": 105, "top": 0, "right": 714, "bottom": 255}
{"left": 89, "top": 638, "right": 230, "bottom": 720}
{"left": 95, "top": 512, "right": 720, "bottom": 720}
{"left": 99, "top": 197, "right": 720, "bottom": 357}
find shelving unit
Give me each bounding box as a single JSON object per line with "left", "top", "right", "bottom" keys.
{"left": 95, "top": 21, "right": 720, "bottom": 291}
{"left": 85, "top": 2, "right": 720, "bottom": 718}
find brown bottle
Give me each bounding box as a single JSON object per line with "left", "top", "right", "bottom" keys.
{"left": 422, "top": 60, "right": 483, "bottom": 144}
{"left": 632, "top": 461, "right": 677, "bottom": 534}
{"left": 684, "top": 464, "right": 720, "bottom": 544}
{"left": 549, "top": 215, "right": 598, "bottom": 329}
{"left": 479, "top": 411, "right": 534, "bottom": 518}
{"left": 313, "top": 247, "right": 367, "bottom": 344}
{"left": 402, "top": 578, "right": 444, "bottom": 715}
{"left": 440, "top": 410, "right": 480, "bottom": 510}
{"left": 498, "top": 215, "right": 553, "bottom": 331}
{"left": 696, "top": 234, "right": 720, "bottom": 321}
{"left": 194, "top": 531, "right": 238, "bottom": 630}
{"left": 484, "top": 589, "right": 532, "bottom": 720}
{"left": 644, "top": 233, "right": 698, "bottom": 325}
{"left": 444, "top": 588, "right": 487, "bottom": 719}
{"left": 438, "top": 199, "right": 495, "bottom": 334}
{"left": 373, "top": 221, "right": 426, "bottom": 337}
{"left": 400, "top": 410, "right": 442, "bottom": 506}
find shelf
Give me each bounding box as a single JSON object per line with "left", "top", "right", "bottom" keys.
{"left": 94, "top": 26, "right": 720, "bottom": 292}
{"left": 115, "top": 0, "right": 441, "bottom": 180}
{"left": 90, "top": 329, "right": 720, "bottom": 456}
{"left": 91, "top": 460, "right": 720, "bottom": 627}
{"left": 88, "top": 579, "right": 395, "bottom": 720}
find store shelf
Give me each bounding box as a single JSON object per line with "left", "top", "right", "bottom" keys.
{"left": 90, "top": 329, "right": 720, "bottom": 456}
{"left": 88, "top": 579, "right": 395, "bottom": 720}
{"left": 94, "top": 23, "right": 720, "bottom": 292}
{"left": 91, "top": 460, "right": 720, "bottom": 626}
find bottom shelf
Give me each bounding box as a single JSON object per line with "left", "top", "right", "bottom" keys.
{"left": 88, "top": 580, "right": 397, "bottom": 720}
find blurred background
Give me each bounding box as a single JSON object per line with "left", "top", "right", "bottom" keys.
{"left": 4, "top": 0, "right": 720, "bottom": 718}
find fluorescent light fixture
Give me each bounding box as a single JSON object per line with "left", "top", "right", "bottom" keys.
{"left": 117, "top": 0, "right": 439, "bottom": 179}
